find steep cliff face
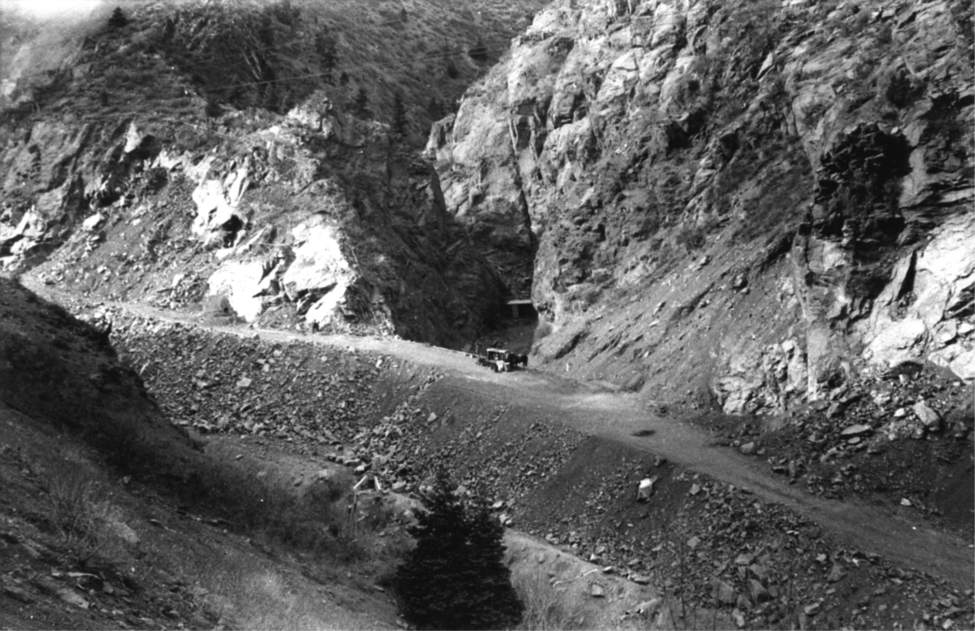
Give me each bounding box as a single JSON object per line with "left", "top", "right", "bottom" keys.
{"left": 0, "top": 0, "right": 543, "bottom": 347}
{"left": 428, "top": 0, "right": 974, "bottom": 411}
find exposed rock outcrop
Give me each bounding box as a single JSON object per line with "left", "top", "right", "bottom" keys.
{"left": 0, "top": 3, "right": 515, "bottom": 347}
{"left": 429, "top": 0, "right": 974, "bottom": 411}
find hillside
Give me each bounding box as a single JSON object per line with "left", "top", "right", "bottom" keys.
{"left": 9, "top": 272, "right": 973, "bottom": 631}
{"left": 2, "top": 275, "right": 688, "bottom": 630}
{"left": 0, "top": 275, "right": 402, "bottom": 629}
{"left": 0, "top": 0, "right": 548, "bottom": 348}
{"left": 427, "top": 0, "right": 973, "bottom": 411}
{"left": 1, "top": 1, "right": 973, "bottom": 629}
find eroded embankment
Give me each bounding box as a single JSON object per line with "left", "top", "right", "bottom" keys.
{"left": 95, "top": 306, "right": 973, "bottom": 631}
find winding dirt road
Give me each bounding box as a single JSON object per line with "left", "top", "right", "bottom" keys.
{"left": 24, "top": 281, "right": 975, "bottom": 590}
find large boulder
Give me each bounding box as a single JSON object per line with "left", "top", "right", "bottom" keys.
{"left": 190, "top": 159, "right": 250, "bottom": 249}
{"left": 859, "top": 212, "right": 975, "bottom": 379}
{"left": 281, "top": 215, "right": 358, "bottom": 329}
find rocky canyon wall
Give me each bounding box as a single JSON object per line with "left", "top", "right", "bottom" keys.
{"left": 0, "top": 1, "right": 514, "bottom": 348}
{"left": 427, "top": 0, "right": 973, "bottom": 412}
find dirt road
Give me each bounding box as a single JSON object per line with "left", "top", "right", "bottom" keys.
{"left": 24, "top": 282, "right": 975, "bottom": 590}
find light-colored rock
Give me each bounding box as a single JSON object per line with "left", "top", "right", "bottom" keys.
{"left": 81, "top": 213, "right": 104, "bottom": 231}
{"left": 636, "top": 476, "right": 657, "bottom": 502}
{"left": 860, "top": 213, "right": 975, "bottom": 377}
{"left": 732, "top": 608, "right": 746, "bottom": 628}
{"left": 912, "top": 401, "right": 942, "bottom": 431}
{"left": 190, "top": 164, "right": 250, "bottom": 248}
{"left": 207, "top": 259, "right": 273, "bottom": 322}
{"left": 711, "top": 578, "right": 736, "bottom": 605}
{"left": 281, "top": 215, "right": 357, "bottom": 328}
{"left": 714, "top": 375, "right": 763, "bottom": 414}
{"left": 826, "top": 562, "right": 846, "bottom": 583}
{"left": 108, "top": 520, "right": 140, "bottom": 547}
{"left": 634, "top": 598, "right": 661, "bottom": 616}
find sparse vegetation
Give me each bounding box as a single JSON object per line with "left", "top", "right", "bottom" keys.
{"left": 107, "top": 7, "right": 128, "bottom": 30}
{"left": 426, "top": 96, "right": 444, "bottom": 120}
{"left": 445, "top": 50, "right": 461, "bottom": 79}
{"left": 511, "top": 566, "right": 586, "bottom": 631}
{"left": 468, "top": 37, "right": 489, "bottom": 63}
{"left": 315, "top": 28, "right": 338, "bottom": 83}
{"left": 882, "top": 68, "right": 923, "bottom": 108}
{"left": 42, "top": 464, "right": 110, "bottom": 566}
{"left": 391, "top": 91, "right": 409, "bottom": 138}
{"left": 675, "top": 224, "right": 707, "bottom": 252}
{"left": 210, "top": 465, "right": 351, "bottom": 554}
{"left": 393, "top": 468, "right": 523, "bottom": 630}
{"left": 353, "top": 87, "right": 371, "bottom": 119}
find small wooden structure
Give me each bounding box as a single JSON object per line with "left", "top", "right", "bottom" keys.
{"left": 505, "top": 299, "right": 536, "bottom": 319}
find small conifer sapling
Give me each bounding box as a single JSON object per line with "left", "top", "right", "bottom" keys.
{"left": 392, "top": 468, "right": 523, "bottom": 630}
{"left": 108, "top": 7, "right": 128, "bottom": 29}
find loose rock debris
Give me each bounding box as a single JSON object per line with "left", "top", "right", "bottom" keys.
{"left": 78, "top": 304, "right": 975, "bottom": 631}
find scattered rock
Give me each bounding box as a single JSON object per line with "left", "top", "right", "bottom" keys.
{"left": 840, "top": 424, "right": 872, "bottom": 437}
{"left": 749, "top": 579, "right": 772, "bottom": 603}
{"left": 634, "top": 598, "right": 661, "bottom": 616}
{"left": 732, "top": 608, "right": 746, "bottom": 628}
{"left": 913, "top": 401, "right": 942, "bottom": 431}
{"left": 826, "top": 563, "right": 847, "bottom": 583}
{"left": 2, "top": 585, "right": 33, "bottom": 604}
{"left": 712, "top": 578, "right": 737, "bottom": 605}
{"left": 57, "top": 587, "right": 89, "bottom": 609}
{"left": 637, "top": 477, "right": 657, "bottom": 502}
{"left": 81, "top": 213, "right": 105, "bottom": 232}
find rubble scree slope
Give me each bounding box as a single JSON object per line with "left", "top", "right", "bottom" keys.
{"left": 58, "top": 289, "right": 974, "bottom": 629}
{"left": 49, "top": 288, "right": 973, "bottom": 595}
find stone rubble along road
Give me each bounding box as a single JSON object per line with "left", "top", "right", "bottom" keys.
{"left": 24, "top": 281, "right": 975, "bottom": 596}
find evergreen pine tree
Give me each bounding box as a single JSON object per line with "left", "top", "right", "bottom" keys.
{"left": 108, "top": 7, "right": 128, "bottom": 29}
{"left": 445, "top": 55, "right": 460, "bottom": 79}
{"left": 204, "top": 99, "right": 223, "bottom": 125}
{"left": 391, "top": 92, "right": 408, "bottom": 138}
{"left": 393, "top": 469, "right": 523, "bottom": 630}
{"left": 460, "top": 496, "right": 523, "bottom": 630}
{"left": 468, "top": 37, "right": 488, "bottom": 63}
{"left": 353, "top": 87, "right": 371, "bottom": 118}
{"left": 426, "top": 96, "right": 443, "bottom": 120}
{"left": 315, "top": 30, "right": 338, "bottom": 84}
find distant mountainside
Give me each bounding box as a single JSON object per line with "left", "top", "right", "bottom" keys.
{"left": 1, "top": 0, "right": 972, "bottom": 410}
{"left": 0, "top": 0, "right": 545, "bottom": 347}
{"left": 426, "top": 0, "right": 974, "bottom": 410}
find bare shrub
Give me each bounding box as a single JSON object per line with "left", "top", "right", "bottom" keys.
{"left": 676, "top": 225, "right": 707, "bottom": 251}
{"left": 511, "top": 566, "right": 586, "bottom": 631}
{"left": 187, "top": 453, "right": 367, "bottom": 560}
{"left": 43, "top": 468, "right": 110, "bottom": 566}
